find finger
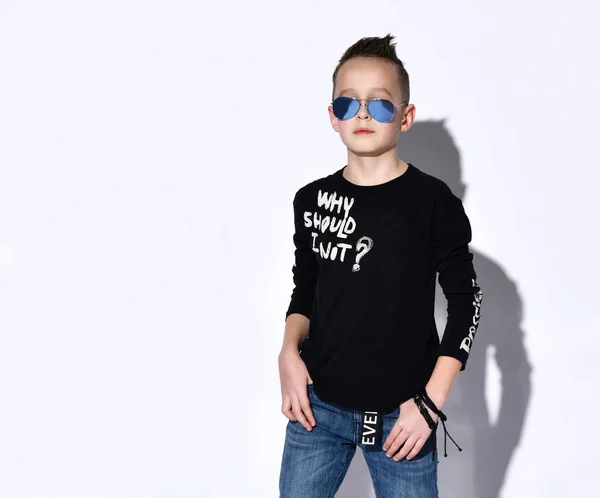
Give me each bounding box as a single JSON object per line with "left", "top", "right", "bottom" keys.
{"left": 383, "top": 420, "right": 403, "bottom": 450}
{"left": 291, "top": 398, "right": 313, "bottom": 431}
{"left": 394, "top": 435, "right": 418, "bottom": 461}
{"left": 386, "top": 429, "right": 409, "bottom": 458}
{"left": 281, "top": 399, "right": 296, "bottom": 421}
{"left": 406, "top": 438, "right": 425, "bottom": 460}
{"left": 300, "top": 389, "right": 316, "bottom": 427}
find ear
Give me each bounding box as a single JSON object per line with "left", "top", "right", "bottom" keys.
{"left": 399, "top": 104, "right": 416, "bottom": 133}
{"left": 328, "top": 105, "right": 340, "bottom": 132}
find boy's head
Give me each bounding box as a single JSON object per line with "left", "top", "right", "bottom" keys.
{"left": 328, "top": 34, "right": 415, "bottom": 156}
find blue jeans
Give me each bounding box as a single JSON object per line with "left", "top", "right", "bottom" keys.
{"left": 279, "top": 383, "right": 439, "bottom": 498}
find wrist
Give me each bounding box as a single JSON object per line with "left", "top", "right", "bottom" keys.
{"left": 424, "top": 386, "right": 448, "bottom": 411}
{"left": 279, "top": 348, "right": 300, "bottom": 360}
{"left": 413, "top": 393, "right": 438, "bottom": 429}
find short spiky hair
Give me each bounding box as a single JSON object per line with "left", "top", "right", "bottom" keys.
{"left": 331, "top": 34, "right": 410, "bottom": 103}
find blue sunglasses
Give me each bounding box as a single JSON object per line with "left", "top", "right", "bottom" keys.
{"left": 332, "top": 96, "right": 408, "bottom": 123}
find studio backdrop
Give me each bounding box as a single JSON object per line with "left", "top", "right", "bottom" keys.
{"left": 0, "top": 1, "right": 598, "bottom": 497}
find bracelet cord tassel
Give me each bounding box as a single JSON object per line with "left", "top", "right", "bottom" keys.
{"left": 414, "top": 391, "right": 463, "bottom": 458}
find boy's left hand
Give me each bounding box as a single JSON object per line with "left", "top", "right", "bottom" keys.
{"left": 382, "top": 397, "right": 438, "bottom": 461}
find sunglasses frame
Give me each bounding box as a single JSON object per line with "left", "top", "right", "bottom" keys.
{"left": 331, "top": 96, "right": 409, "bottom": 123}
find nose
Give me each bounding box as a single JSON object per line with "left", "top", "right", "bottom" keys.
{"left": 355, "top": 101, "right": 371, "bottom": 120}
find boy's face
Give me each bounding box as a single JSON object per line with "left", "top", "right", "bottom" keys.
{"left": 328, "top": 57, "right": 415, "bottom": 156}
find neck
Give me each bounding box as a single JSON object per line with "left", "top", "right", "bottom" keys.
{"left": 344, "top": 148, "right": 409, "bottom": 186}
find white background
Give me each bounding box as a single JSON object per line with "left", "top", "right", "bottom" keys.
{"left": 0, "top": 1, "right": 598, "bottom": 497}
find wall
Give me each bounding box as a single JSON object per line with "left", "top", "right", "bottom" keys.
{"left": 0, "top": 1, "right": 598, "bottom": 496}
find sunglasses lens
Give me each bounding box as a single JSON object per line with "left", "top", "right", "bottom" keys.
{"left": 332, "top": 97, "right": 359, "bottom": 120}
{"left": 368, "top": 100, "right": 396, "bottom": 122}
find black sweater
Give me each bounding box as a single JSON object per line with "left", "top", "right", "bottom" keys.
{"left": 285, "top": 163, "right": 483, "bottom": 414}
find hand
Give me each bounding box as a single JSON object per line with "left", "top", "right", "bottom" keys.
{"left": 278, "top": 350, "right": 316, "bottom": 432}
{"left": 382, "top": 397, "right": 439, "bottom": 461}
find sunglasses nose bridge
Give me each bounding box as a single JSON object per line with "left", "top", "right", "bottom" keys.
{"left": 355, "top": 101, "right": 372, "bottom": 119}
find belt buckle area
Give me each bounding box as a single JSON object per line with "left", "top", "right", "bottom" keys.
{"left": 360, "top": 410, "right": 382, "bottom": 452}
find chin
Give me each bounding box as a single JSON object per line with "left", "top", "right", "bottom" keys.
{"left": 342, "top": 135, "right": 391, "bottom": 153}
{"left": 348, "top": 148, "right": 384, "bottom": 157}
{"left": 346, "top": 142, "right": 385, "bottom": 156}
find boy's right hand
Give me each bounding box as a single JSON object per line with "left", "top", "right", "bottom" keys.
{"left": 278, "top": 350, "right": 316, "bottom": 431}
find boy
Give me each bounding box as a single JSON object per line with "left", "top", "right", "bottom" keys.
{"left": 278, "top": 34, "right": 482, "bottom": 498}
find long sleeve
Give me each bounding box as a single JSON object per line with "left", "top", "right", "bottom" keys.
{"left": 432, "top": 183, "right": 483, "bottom": 370}
{"left": 285, "top": 189, "right": 319, "bottom": 321}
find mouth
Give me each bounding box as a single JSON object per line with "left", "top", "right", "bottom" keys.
{"left": 354, "top": 129, "right": 375, "bottom": 135}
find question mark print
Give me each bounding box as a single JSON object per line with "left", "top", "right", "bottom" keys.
{"left": 352, "top": 236, "right": 374, "bottom": 272}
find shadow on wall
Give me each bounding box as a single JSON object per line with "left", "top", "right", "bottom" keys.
{"left": 337, "top": 120, "right": 532, "bottom": 498}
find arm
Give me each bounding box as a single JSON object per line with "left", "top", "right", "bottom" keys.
{"left": 279, "top": 189, "right": 320, "bottom": 430}
{"left": 433, "top": 184, "right": 483, "bottom": 371}
{"left": 280, "top": 313, "right": 310, "bottom": 356}
{"left": 427, "top": 184, "right": 483, "bottom": 407}
{"left": 424, "top": 356, "right": 461, "bottom": 411}
{"left": 283, "top": 189, "right": 319, "bottom": 327}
